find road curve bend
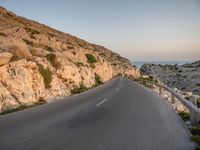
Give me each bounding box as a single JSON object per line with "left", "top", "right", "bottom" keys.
{"left": 0, "top": 77, "right": 195, "bottom": 150}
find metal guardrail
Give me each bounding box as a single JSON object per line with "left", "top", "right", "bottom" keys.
{"left": 138, "top": 79, "right": 200, "bottom": 126}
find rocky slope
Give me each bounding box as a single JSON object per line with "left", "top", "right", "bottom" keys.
{"left": 0, "top": 7, "right": 140, "bottom": 112}
{"left": 140, "top": 61, "right": 200, "bottom": 95}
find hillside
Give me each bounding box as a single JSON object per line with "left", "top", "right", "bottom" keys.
{"left": 140, "top": 61, "right": 200, "bottom": 95}
{"left": 0, "top": 6, "right": 139, "bottom": 113}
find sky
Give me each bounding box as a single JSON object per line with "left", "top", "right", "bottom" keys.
{"left": 0, "top": 0, "right": 200, "bottom": 61}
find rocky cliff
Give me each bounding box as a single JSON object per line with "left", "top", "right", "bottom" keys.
{"left": 140, "top": 61, "right": 200, "bottom": 95}
{"left": 0, "top": 7, "right": 140, "bottom": 112}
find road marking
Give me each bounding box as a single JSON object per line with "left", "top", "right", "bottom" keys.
{"left": 96, "top": 98, "right": 108, "bottom": 107}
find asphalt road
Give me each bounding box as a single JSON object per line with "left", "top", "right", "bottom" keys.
{"left": 0, "top": 77, "right": 195, "bottom": 150}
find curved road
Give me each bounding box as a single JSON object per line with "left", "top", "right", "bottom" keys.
{"left": 0, "top": 77, "right": 195, "bottom": 150}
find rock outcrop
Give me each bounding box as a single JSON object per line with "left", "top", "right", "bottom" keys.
{"left": 0, "top": 6, "right": 140, "bottom": 112}
{"left": 140, "top": 61, "right": 200, "bottom": 95}
{"left": 0, "top": 52, "right": 13, "bottom": 66}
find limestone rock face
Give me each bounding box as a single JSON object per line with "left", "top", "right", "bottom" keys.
{"left": 0, "top": 6, "right": 140, "bottom": 113}
{"left": 0, "top": 82, "right": 20, "bottom": 111}
{"left": 0, "top": 52, "right": 13, "bottom": 66}
{"left": 0, "top": 59, "right": 44, "bottom": 105}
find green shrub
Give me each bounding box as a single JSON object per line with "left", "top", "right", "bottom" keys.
{"left": 144, "top": 82, "right": 153, "bottom": 88}
{"left": 71, "top": 82, "right": 88, "bottom": 94}
{"left": 75, "top": 62, "right": 84, "bottom": 68}
{"left": 192, "top": 135, "right": 200, "bottom": 144}
{"left": 46, "top": 53, "right": 59, "bottom": 68}
{"left": 94, "top": 73, "right": 103, "bottom": 86}
{"left": 190, "top": 126, "right": 200, "bottom": 150}
{"left": 191, "top": 127, "right": 200, "bottom": 135}
{"left": 85, "top": 53, "right": 97, "bottom": 63}
{"left": 38, "top": 64, "right": 52, "bottom": 89}
{"left": 178, "top": 111, "right": 190, "bottom": 121}
{"left": 22, "top": 38, "right": 33, "bottom": 46}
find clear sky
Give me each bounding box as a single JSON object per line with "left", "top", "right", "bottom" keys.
{"left": 1, "top": 0, "right": 200, "bottom": 61}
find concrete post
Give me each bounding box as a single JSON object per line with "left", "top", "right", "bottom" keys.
{"left": 171, "top": 93, "right": 175, "bottom": 104}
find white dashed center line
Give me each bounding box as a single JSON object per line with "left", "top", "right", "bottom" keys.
{"left": 96, "top": 98, "right": 108, "bottom": 107}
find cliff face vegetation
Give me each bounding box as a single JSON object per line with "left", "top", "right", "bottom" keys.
{"left": 0, "top": 7, "right": 140, "bottom": 112}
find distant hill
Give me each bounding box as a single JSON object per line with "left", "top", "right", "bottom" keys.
{"left": 140, "top": 61, "right": 200, "bottom": 95}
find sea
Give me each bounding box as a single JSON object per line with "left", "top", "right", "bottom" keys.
{"left": 133, "top": 61, "right": 192, "bottom": 68}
